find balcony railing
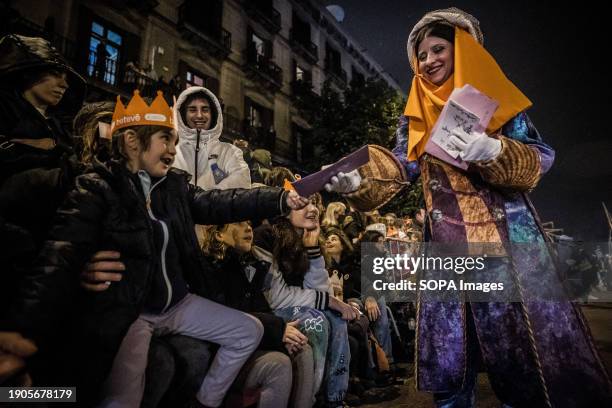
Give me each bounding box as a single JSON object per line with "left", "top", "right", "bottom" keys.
{"left": 243, "top": 2, "right": 281, "bottom": 34}
{"left": 273, "top": 137, "right": 297, "bottom": 162}
{"left": 86, "top": 51, "right": 168, "bottom": 100}
{"left": 221, "top": 112, "right": 243, "bottom": 141}
{"left": 178, "top": 4, "right": 232, "bottom": 57}
{"left": 244, "top": 52, "right": 283, "bottom": 91}
{"left": 289, "top": 29, "right": 318, "bottom": 63}
{"left": 290, "top": 80, "right": 317, "bottom": 103}
{"left": 324, "top": 60, "right": 347, "bottom": 87}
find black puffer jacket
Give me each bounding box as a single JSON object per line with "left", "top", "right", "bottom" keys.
{"left": 8, "top": 158, "right": 287, "bottom": 402}
{"left": 0, "top": 34, "right": 85, "bottom": 312}
{"left": 0, "top": 34, "right": 86, "bottom": 115}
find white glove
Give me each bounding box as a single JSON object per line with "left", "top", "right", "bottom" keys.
{"left": 324, "top": 169, "right": 362, "bottom": 193}
{"left": 448, "top": 128, "right": 502, "bottom": 162}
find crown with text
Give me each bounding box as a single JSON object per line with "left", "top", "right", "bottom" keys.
{"left": 111, "top": 90, "right": 174, "bottom": 134}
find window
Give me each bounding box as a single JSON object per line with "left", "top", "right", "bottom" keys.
{"left": 252, "top": 32, "right": 266, "bottom": 61}
{"left": 351, "top": 66, "right": 365, "bottom": 85}
{"left": 244, "top": 98, "right": 274, "bottom": 149}
{"left": 185, "top": 70, "right": 205, "bottom": 88}
{"left": 179, "top": 61, "right": 220, "bottom": 95}
{"left": 294, "top": 125, "right": 313, "bottom": 162}
{"left": 181, "top": 0, "right": 223, "bottom": 39}
{"left": 292, "top": 13, "right": 312, "bottom": 45}
{"left": 295, "top": 65, "right": 304, "bottom": 82}
{"left": 294, "top": 62, "right": 312, "bottom": 84}
{"left": 325, "top": 43, "right": 341, "bottom": 74}
{"left": 87, "top": 21, "right": 122, "bottom": 85}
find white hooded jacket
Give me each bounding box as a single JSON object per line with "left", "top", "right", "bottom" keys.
{"left": 173, "top": 86, "right": 250, "bottom": 189}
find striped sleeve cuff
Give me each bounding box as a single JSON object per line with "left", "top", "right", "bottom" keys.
{"left": 474, "top": 136, "right": 541, "bottom": 192}
{"left": 315, "top": 291, "right": 329, "bottom": 310}
{"left": 305, "top": 246, "right": 321, "bottom": 259}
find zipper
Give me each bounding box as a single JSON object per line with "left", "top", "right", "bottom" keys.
{"left": 194, "top": 129, "right": 200, "bottom": 184}
{"left": 145, "top": 176, "right": 173, "bottom": 313}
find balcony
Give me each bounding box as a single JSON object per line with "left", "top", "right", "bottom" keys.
{"left": 244, "top": 2, "right": 281, "bottom": 34}
{"left": 324, "top": 61, "right": 347, "bottom": 87}
{"left": 291, "top": 80, "right": 317, "bottom": 104}
{"left": 273, "top": 137, "right": 297, "bottom": 162}
{"left": 178, "top": 4, "right": 231, "bottom": 58}
{"left": 106, "top": 0, "right": 159, "bottom": 14}
{"left": 244, "top": 52, "right": 283, "bottom": 92}
{"left": 289, "top": 29, "right": 318, "bottom": 64}
{"left": 86, "top": 51, "right": 176, "bottom": 103}
{"left": 221, "top": 112, "right": 243, "bottom": 141}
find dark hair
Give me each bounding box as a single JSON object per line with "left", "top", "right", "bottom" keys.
{"left": 271, "top": 217, "right": 310, "bottom": 286}
{"left": 360, "top": 230, "right": 385, "bottom": 244}
{"left": 415, "top": 23, "right": 455, "bottom": 52}
{"left": 264, "top": 166, "right": 295, "bottom": 188}
{"left": 111, "top": 125, "right": 171, "bottom": 160}
{"left": 16, "top": 67, "right": 68, "bottom": 92}
{"left": 179, "top": 91, "right": 218, "bottom": 129}
{"left": 73, "top": 101, "right": 115, "bottom": 165}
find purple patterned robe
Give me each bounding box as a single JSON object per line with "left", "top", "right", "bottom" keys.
{"left": 392, "top": 112, "right": 612, "bottom": 407}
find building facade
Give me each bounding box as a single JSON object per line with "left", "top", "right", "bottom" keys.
{"left": 2, "top": 0, "right": 401, "bottom": 168}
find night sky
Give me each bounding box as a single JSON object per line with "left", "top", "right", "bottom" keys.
{"left": 325, "top": 0, "right": 612, "bottom": 241}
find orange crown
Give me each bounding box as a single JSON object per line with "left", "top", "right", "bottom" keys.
{"left": 110, "top": 90, "right": 174, "bottom": 134}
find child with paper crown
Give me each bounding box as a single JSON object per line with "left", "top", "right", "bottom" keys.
{"left": 7, "top": 90, "right": 310, "bottom": 407}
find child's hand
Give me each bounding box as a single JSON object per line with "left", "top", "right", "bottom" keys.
{"left": 285, "top": 191, "right": 309, "bottom": 210}
{"left": 365, "top": 296, "right": 381, "bottom": 321}
{"left": 283, "top": 321, "right": 307, "bottom": 354}
{"left": 0, "top": 332, "right": 37, "bottom": 385}
{"left": 81, "top": 251, "right": 125, "bottom": 292}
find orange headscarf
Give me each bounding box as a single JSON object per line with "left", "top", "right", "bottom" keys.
{"left": 404, "top": 27, "right": 532, "bottom": 161}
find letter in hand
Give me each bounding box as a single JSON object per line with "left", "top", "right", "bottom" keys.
{"left": 80, "top": 250, "right": 125, "bottom": 292}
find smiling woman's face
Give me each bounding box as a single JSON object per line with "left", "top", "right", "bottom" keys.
{"left": 289, "top": 200, "right": 319, "bottom": 230}
{"left": 417, "top": 35, "right": 454, "bottom": 86}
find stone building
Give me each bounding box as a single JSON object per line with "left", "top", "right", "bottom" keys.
{"left": 2, "top": 0, "right": 400, "bottom": 168}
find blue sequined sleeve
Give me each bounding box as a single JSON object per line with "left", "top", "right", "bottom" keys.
{"left": 501, "top": 111, "right": 555, "bottom": 174}
{"left": 391, "top": 115, "right": 421, "bottom": 182}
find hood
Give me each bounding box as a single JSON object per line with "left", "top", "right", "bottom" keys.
{"left": 173, "top": 86, "right": 223, "bottom": 145}
{"left": 0, "top": 34, "right": 86, "bottom": 114}
{"left": 406, "top": 7, "right": 483, "bottom": 73}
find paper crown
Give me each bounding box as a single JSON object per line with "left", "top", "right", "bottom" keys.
{"left": 110, "top": 90, "right": 174, "bottom": 134}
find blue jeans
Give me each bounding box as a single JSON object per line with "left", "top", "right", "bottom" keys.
{"left": 274, "top": 307, "right": 329, "bottom": 398}
{"left": 371, "top": 296, "right": 393, "bottom": 364}
{"left": 321, "top": 310, "right": 350, "bottom": 404}
{"left": 275, "top": 307, "right": 350, "bottom": 404}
